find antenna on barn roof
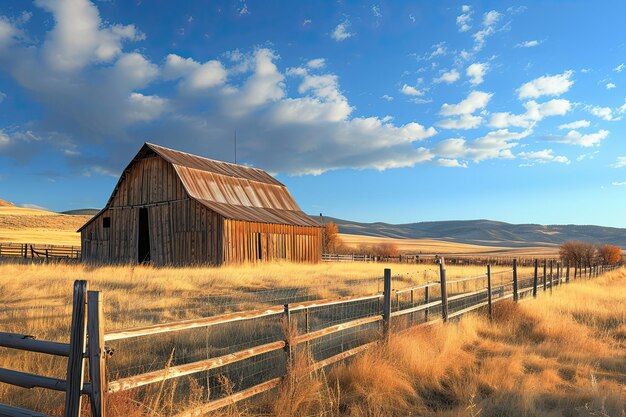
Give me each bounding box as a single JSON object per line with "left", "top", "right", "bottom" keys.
{"left": 234, "top": 129, "right": 237, "bottom": 164}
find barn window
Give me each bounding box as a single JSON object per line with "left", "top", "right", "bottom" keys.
{"left": 103, "top": 217, "right": 111, "bottom": 228}
{"left": 256, "top": 233, "right": 262, "bottom": 260}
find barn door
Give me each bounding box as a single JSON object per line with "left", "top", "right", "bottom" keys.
{"left": 138, "top": 207, "right": 151, "bottom": 263}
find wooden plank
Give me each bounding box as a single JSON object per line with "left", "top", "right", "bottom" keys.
{"left": 0, "top": 403, "right": 50, "bottom": 417}
{"left": 396, "top": 281, "right": 439, "bottom": 294}
{"left": 64, "top": 280, "right": 88, "bottom": 417}
{"left": 448, "top": 301, "right": 490, "bottom": 319}
{"left": 174, "top": 377, "right": 283, "bottom": 417}
{"left": 87, "top": 292, "right": 106, "bottom": 417}
{"left": 0, "top": 333, "right": 69, "bottom": 357}
{"left": 105, "top": 306, "right": 284, "bottom": 341}
{"left": 294, "top": 315, "right": 382, "bottom": 345}
{"left": 107, "top": 340, "right": 285, "bottom": 393}
{"left": 447, "top": 288, "right": 488, "bottom": 302}
{"left": 0, "top": 368, "right": 66, "bottom": 392}
{"left": 309, "top": 341, "right": 378, "bottom": 372}
{"left": 390, "top": 299, "right": 442, "bottom": 318}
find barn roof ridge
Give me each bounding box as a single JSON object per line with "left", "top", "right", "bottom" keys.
{"left": 144, "top": 142, "right": 285, "bottom": 187}
{"left": 78, "top": 142, "right": 320, "bottom": 231}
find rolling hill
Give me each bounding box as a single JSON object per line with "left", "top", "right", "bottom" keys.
{"left": 315, "top": 216, "right": 626, "bottom": 248}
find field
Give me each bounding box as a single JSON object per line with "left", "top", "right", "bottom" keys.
{"left": 0, "top": 261, "right": 623, "bottom": 416}
{"left": 0, "top": 260, "right": 530, "bottom": 414}
{"left": 340, "top": 233, "right": 559, "bottom": 257}
{"left": 271, "top": 267, "right": 625, "bottom": 417}
{"left": 0, "top": 206, "right": 90, "bottom": 246}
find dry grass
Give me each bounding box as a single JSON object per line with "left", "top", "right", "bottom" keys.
{"left": 0, "top": 260, "right": 522, "bottom": 415}
{"left": 0, "top": 206, "right": 90, "bottom": 245}
{"left": 340, "top": 233, "right": 560, "bottom": 257}
{"left": 255, "top": 267, "right": 625, "bottom": 417}
{"left": 0, "top": 262, "right": 621, "bottom": 417}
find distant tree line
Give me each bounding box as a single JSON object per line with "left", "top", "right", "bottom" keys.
{"left": 559, "top": 241, "right": 622, "bottom": 266}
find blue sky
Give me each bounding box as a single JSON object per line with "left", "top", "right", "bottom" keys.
{"left": 0, "top": 0, "right": 625, "bottom": 227}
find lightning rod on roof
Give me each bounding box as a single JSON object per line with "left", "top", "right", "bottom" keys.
{"left": 234, "top": 129, "right": 237, "bottom": 164}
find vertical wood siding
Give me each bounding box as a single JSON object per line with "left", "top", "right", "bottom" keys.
{"left": 81, "top": 154, "right": 321, "bottom": 266}
{"left": 222, "top": 219, "right": 321, "bottom": 264}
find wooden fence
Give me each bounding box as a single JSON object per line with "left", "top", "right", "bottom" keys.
{"left": 0, "top": 242, "right": 81, "bottom": 261}
{"left": 323, "top": 252, "right": 553, "bottom": 266}
{"left": 0, "top": 260, "right": 619, "bottom": 417}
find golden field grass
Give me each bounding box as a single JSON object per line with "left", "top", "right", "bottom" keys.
{"left": 0, "top": 206, "right": 90, "bottom": 246}
{"left": 0, "top": 260, "right": 527, "bottom": 414}
{"left": 340, "top": 233, "right": 560, "bottom": 257}
{"left": 236, "top": 267, "right": 626, "bottom": 417}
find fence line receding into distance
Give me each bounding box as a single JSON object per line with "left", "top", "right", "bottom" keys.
{"left": 0, "top": 259, "right": 619, "bottom": 417}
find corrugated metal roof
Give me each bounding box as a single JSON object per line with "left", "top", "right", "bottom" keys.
{"left": 79, "top": 143, "right": 320, "bottom": 230}
{"left": 147, "top": 143, "right": 284, "bottom": 186}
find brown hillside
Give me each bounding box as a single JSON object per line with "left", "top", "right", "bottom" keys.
{"left": 0, "top": 206, "right": 92, "bottom": 245}
{"left": 0, "top": 199, "right": 14, "bottom": 207}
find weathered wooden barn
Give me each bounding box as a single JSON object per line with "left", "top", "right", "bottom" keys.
{"left": 78, "top": 143, "right": 322, "bottom": 265}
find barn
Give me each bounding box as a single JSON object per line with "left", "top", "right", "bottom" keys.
{"left": 78, "top": 143, "right": 322, "bottom": 265}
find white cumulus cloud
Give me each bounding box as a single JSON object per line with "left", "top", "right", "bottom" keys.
{"left": 490, "top": 99, "right": 571, "bottom": 129}
{"left": 466, "top": 62, "right": 489, "bottom": 85}
{"left": 440, "top": 91, "right": 492, "bottom": 116}
{"left": 434, "top": 69, "right": 460, "bottom": 84}
{"left": 331, "top": 20, "right": 353, "bottom": 41}
{"left": 400, "top": 84, "right": 425, "bottom": 96}
{"left": 518, "top": 149, "right": 569, "bottom": 164}
{"left": 554, "top": 129, "right": 609, "bottom": 147}
{"left": 517, "top": 70, "right": 574, "bottom": 99}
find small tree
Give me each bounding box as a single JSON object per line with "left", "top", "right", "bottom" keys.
{"left": 597, "top": 244, "right": 622, "bottom": 265}
{"left": 559, "top": 240, "right": 595, "bottom": 266}
{"left": 322, "top": 222, "right": 341, "bottom": 253}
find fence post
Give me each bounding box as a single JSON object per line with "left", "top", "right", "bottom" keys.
{"left": 487, "top": 264, "right": 493, "bottom": 320}
{"left": 533, "top": 259, "right": 538, "bottom": 298}
{"left": 283, "top": 304, "right": 293, "bottom": 364}
{"left": 64, "top": 280, "right": 88, "bottom": 417}
{"left": 87, "top": 291, "right": 106, "bottom": 417}
{"left": 424, "top": 286, "right": 429, "bottom": 322}
{"left": 543, "top": 260, "right": 547, "bottom": 291}
{"left": 512, "top": 259, "right": 518, "bottom": 302}
{"left": 549, "top": 260, "right": 554, "bottom": 293}
{"left": 383, "top": 268, "right": 392, "bottom": 341}
{"left": 439, "top": 259, "right": 448, "bottom": 322}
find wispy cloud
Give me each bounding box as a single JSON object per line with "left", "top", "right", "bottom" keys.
{"left": 611, "top": 156, "right": 626, "bottom": 168}
{"left": 516, "top": 40, "right": 541, "bottom": 48}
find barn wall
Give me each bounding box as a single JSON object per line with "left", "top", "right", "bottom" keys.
{"left": 81, "top": 207, "right": 137, "bottom": 264}
{"left": 166, "top": 199, "right": 223, "bottom": 266}
{"left": 110, "top": 155, "right": 187, "bottom": 207}
{"left": 222, "top": 219, "right": 322, "bottom": 264}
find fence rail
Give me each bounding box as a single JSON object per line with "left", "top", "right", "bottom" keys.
{"left": 322, "top": 252, "right": 556, "bottom": 266}
{"left": 0, "top": 260, "right": 619, "bottom": 417}
{"left": 0, "top": 242, "right": 81, "bottom": 261}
